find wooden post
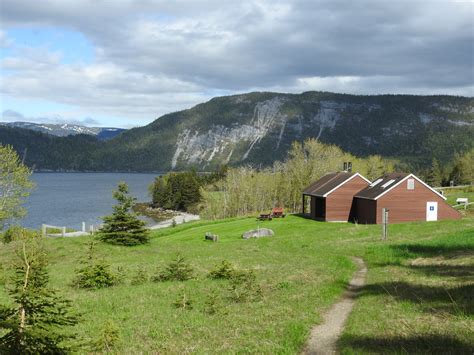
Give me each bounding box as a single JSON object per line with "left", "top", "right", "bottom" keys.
{"left": 62, "top": 226, "right": 66, "bottom": 237}
{"left": 41, "top": 224, "right": 46, "bottom": 237}
{"left": 381, "top": 208, "right": 389, "bottom": 240}
{"left": 82, "top": 222, "right": 86, "bottom": 232}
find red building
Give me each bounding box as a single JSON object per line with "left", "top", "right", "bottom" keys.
{"left": 352, "top": 173, "right": 461, "bottom": 224}
{"left": 302, "top": 172, "right": 370, "bottom": 222}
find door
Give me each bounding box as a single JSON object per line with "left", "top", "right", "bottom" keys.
{"left": 426, "top": 201, "right": 438, "bottom": 221}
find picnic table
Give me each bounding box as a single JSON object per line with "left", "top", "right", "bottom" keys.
{"left": 257, "top": 208, "right": 286, "bottom": 221}
{"left": 258, "top": 213, "right": 273, "bottom": 221}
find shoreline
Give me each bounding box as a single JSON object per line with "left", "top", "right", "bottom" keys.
{"left": 148, "top": 212, "right": 200, "bottom": 230}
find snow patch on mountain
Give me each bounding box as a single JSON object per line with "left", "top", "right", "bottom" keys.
{"left": 1, "top": 122, "right": 125, "bottom": 140}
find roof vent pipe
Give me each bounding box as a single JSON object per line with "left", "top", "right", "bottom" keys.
{"left": 343, "top": 162, "right": 352, "bottom": 172}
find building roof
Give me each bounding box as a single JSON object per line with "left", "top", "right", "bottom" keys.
{"left": 354, "top": 172, "right": 446, "bottom": 200}
{"left": 303, "top": 172, "right": 369, "bottom": 197}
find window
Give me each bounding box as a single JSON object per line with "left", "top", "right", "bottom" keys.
{"left": 370, "top": 178, "right": 383, "bottom": 187}
{"left": 407, "top": 178, "right": 415, "bottom": 190}
{"left": 381, "top": 179, "right": 396, "bottom": 188}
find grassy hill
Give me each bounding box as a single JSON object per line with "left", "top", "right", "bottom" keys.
{"left": 1, "top": 215, "right": 472, "bottom": 353}
{"left": 1, "top": 92, "right": 473, "bottom": 171}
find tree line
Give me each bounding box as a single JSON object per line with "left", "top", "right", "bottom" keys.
{"left": 147, "top": 139, "right": 473, "bottom": 219}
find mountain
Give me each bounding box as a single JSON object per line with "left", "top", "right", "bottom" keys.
{"left": 0, "top": 121, "right": 126, "bottom": 140}
{"left": 0, "top": 92, "right": 473, "bottom": 172}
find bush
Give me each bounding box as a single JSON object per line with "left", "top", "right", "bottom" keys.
{"left": 72, "top": 262, "right": 120, "bottom": 289}
{"left": 72, "top": 238, "right": 120, "bottom": 289}
{"left": 227, "top": 270, "right": 262, "bottom": 303}
{"left": 2, "top": 225, "right": 38, "bottom": 243}
{"left": 93, "top": 320, "right": 121, "bottom": 352}
{"left": 173, "top": 289, "right": 193, "bottom": 310}
{"left": 130, "top": 266, "right": 149, "bottom": 285}
{"left": 203, "top": 289, "right": 225, "bottom": 315}
{"left": 208, "top": 260, "right": 236, "bottom": 279}
{"left": 153, "top": 255, "right": 194, "bottom": 282}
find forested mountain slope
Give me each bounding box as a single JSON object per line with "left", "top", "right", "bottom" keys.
{"left": 1, "top": 92, "right": 472, "bottom": 171}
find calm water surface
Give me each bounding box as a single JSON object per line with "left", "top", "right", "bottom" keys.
{"left": 21, "top": 173, "right": 157, "bottom": 230}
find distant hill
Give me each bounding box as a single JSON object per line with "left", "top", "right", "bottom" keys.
{"left": 0, "top": 92, "right": 473, "bottom": 172}
{"left": 0, "top": 121, "right": 126, "bottom": 140}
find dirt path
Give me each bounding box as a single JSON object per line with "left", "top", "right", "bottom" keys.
{"left": 303, "top": 257, "right": 367, "bottom": 355}
{"left": 148, "top": 212, "right": 200, "bottom": 230}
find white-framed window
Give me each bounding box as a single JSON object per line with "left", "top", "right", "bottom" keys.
{"left": 407, "top": 178, "right": 415, "bottom": 190}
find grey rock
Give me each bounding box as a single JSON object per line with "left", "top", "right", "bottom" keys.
{"left": 242, "top": 228, "right": 274, "bottom": 239}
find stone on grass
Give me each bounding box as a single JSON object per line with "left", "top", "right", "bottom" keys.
{"left": 242, "top": 228, "right": 274, "bottom": 239}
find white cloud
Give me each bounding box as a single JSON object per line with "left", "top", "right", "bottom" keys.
{"left": 0, "top": 0, "right": 472, "bottom": 126}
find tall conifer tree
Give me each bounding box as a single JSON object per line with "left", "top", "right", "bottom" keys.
{"left": 99, "top": 182, "right": 149, "bottom": 246}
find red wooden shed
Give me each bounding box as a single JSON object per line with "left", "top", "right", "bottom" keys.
{"left": 302, "top": 172, "right": 370, "bottom": 222}
{"left": 353, "top": 173, "right": 461, "bottom": 224}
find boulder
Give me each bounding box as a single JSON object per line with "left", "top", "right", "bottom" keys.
{"left": 242, "top": 228, "right": 274, "bottom": 239}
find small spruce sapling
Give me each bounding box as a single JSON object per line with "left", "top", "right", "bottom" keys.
{"left": 227, "top": 270, "right": 262, "bottom": 303}
{"left": 72, "top": 237, "right": 119, "bottom": 289}
{"left": 153, "top": 254, "right": 194, "bottom": 282}
{"left": 93, "top": 320, "right": 121, "bottom": 352}
{"left": 208, "top": 260, "right": 236, "bottom": 279}
{"left": 173, "top": 289, "right": 193, "bottom": 310}
{"left": 0, "top": 234, "right": 78, "bottom": 354}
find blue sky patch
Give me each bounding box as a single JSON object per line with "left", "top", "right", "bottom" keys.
{"left": 6, "top": 27, "right": 95, "bottom": 64}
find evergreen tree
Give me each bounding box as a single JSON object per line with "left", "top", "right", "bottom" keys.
{"left": 426, "top": 158, "right": 443, "bottom": 187}
{"left": 150, "top": 172, "right": 202, "bottom": 211}
{"left": 0, "top": 234, "right": 78, "bottom": 354}
{"left": 450, "top": 149, "right": 474, "bottom": 185}
{"left": 99, "top": 182, "right": 149, "bottom": 246}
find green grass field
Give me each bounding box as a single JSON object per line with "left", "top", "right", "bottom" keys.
{"left": 1, "top": 214, "right": 473, "bottom": 353}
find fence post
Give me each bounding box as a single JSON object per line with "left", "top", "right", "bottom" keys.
{"left": 82, "top": 222, "right": 86, "bottom": 232}
{"left": 62, "top": 226, "right": 66, "bottom": 237}
{"left": 381, "top": 208, "right": 389, "bottom": 240}
{"left": 41, "top": 224, "right": 46, "bottom": 237}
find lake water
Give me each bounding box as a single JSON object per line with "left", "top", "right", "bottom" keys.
{"left": 20, "top": 173, "right": 157, "bottom": 230}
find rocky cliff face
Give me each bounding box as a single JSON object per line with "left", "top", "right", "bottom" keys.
{"left": 162, "top": 92, "right": 473, "bottom": 170}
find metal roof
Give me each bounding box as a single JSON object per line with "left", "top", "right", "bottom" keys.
{"left": 354, "top": 172, "right": 446, "bottom": 200}
{"left": 354, "top": 173, "right": 409, "bottom": 199}
{"left": 303, "top": 172, "right": 366, "bottom": 197}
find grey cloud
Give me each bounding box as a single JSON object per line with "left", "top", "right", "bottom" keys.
{"left": 0, "top": 0, "right": 472, "bottom": 126}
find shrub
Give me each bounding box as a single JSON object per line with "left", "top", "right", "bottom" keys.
{"left": 72, "top": 262, "right": 119, "bottom": 289}
{"left": 71, "top": 238, "right": 120, "bottom": 289}
{"left": 203, "top": 289, "right": 225, "bottom": 315}
{"left": 93, "top": 320, "right": 121, "bottom": 352}
{"left": 173, "top": 289, "right": 193, "bottom": 310}
{"left": 227, "top": 270, "right": 262, "bottom": 303}
{"left": 208, "top": 260, "right": 236, "bottom": 280}
{"left": 130, "top": 266, "right": 149, "bottom": 285}
{"left": 2, "top": 225, "right": 38, "bottom": 243}
{"left": 153, "top": 255, "right": 194, "bottom": 282}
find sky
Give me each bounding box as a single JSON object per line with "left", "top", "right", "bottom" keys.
{"left": 0, "top": 0, "right": 473, "bottom": 128}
